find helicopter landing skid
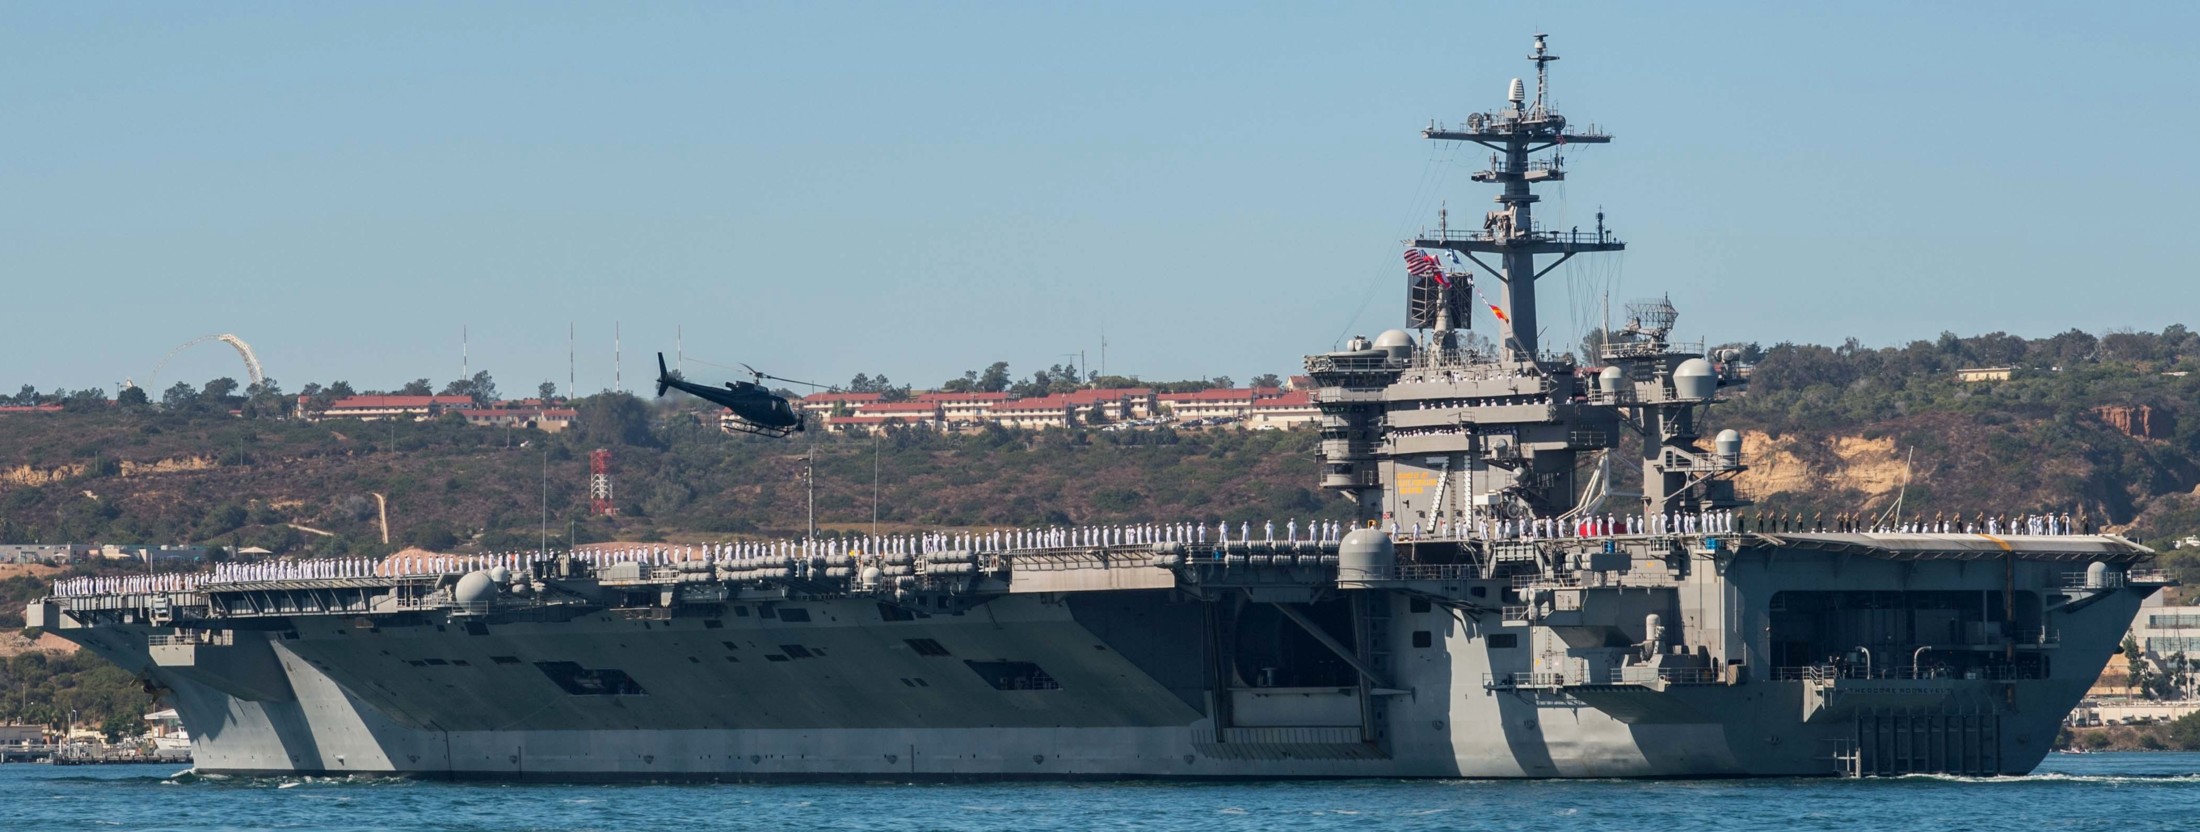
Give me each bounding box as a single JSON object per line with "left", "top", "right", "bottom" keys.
{"left": 721, "top": 418, "right": 799, "bottom": 439}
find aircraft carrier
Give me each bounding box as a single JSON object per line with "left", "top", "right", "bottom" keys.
{"left": 31, "top": 36, "right": 2165, "bottom": 779}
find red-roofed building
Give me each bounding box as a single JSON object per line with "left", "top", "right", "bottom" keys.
{"left": 313, "top": 395, "right": 475, "bottom": 422}
{"left": 911, "top": 391, "right": 1016, "bottom": 423}
{"left": 1158, "top": 388, "right": 1259, "bottom": 421}
{"left": 459, "top": 406, "right": 578, "bottom": 433}
{"left": 1057, "top": 388, "right": 1156, "bottom": 420}
{"left": 989, "top": 396, "right": 1077, "bottom": 430}
{"left": 831, "top": 400, "right": 944, "bottom": 434}
{"left": 1249, "top": 390, "right": 1321, "bottom": 430}
{"left": 822, "top": 413, "right": 931, "bottom": 435}
{"left": 796, "top": 392, "right": 885, "bottom": 416}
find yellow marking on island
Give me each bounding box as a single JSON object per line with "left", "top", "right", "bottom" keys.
{"left": 1976, "top": 534, "right": 2013, "bottom": 552}
{"left": 1396, "top": 470, "right": 1437, "bottom": 495}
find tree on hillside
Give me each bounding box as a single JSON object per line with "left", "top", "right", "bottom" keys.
{"left": 2031, "top": 329, "right": 2099, "bottom": 368}
{"left": 939, "top": 370, "right": 978, "bottom": 393}
{"left": 2169, "top": 710, "right": 2200, "bottom": 750}
{"left": 161, "top": 382, "right": 197, "bottom": 410}
{"left": 11, "top": 385, "right": 38, "bottom": 405}
{"left": 1010, "top": 364, "right": 1085, "bottom": 398}
{"left": 847, "top": 373, "right": 912, "bottom": 402}
{"left": 60, "top": 388, "right": 108, "bottom": 412}
{"left": 571, "top": 393, "right": 659, "bottom": 448}
{"left": 399, "top": 379, "right": 433, "bottom": 396}
{"left": 202, "top": 377, "right": 241, "bottom": 405}
{"left": 116, "top": 386, "right": 150, "bottom": 409}
{"left": 243, "top": 378, "right": 289, "bottom": 419}
{"left": 538, "top": 381, "right": 558, "bottom": 402}
{"left": 2168, "top": 652, "right": 2194, "bottom": 699}
{"left": 1250, "top": 374, "right": 1282, "bottom": 389}
{"left": 441, "top": 371, "right": 499, "bottom": 405}
{"left": 2125, "top": 635, "right": 2151, "bottom": 697}
{"left": 977, "top": 362, "right": 1012, "bottom": 393}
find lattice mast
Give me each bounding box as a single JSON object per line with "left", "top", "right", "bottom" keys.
{"left": 589, "top": 448, "right": 617, "bottom": 517}
{"left": 1412, "top": 33, "right": 1624, "bottom": 363}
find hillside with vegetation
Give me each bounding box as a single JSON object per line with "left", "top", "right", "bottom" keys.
{"left": 1, "top": 326, "right": 2196, "bottom": 570}
{"left": 1716, "top": 327, "right": 2200, "bottom": 553}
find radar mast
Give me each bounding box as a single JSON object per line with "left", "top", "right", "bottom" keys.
{"left": 1413, "top": 33, "right": 1623, "bottom": 363}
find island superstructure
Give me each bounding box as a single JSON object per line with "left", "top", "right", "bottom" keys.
{"left": 31, "top": 36, "right": 2162, "bottom": 780}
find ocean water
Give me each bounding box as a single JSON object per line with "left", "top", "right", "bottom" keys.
{"left": 4, "top": 753, "right": 2196, "bottom": 831}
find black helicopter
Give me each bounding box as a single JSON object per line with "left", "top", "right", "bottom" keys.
{"left": 654, "top": 352, "right": 806, "bottom": 438}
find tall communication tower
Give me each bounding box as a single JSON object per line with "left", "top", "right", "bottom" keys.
{"left": 589, "top": 448, "right": 617, "bottom": 517}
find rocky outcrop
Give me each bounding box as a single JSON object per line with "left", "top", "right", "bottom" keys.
{"left": 2096, "top": 405, "right": 2175, "bottom": 440}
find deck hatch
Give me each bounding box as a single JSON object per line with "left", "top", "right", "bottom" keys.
{"left": 534, "top": 661, "right": 648, "bottom": 695}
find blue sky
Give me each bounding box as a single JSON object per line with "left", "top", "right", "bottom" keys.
{"left": 5, "top": 2, "right": 2196, "bottom": 395}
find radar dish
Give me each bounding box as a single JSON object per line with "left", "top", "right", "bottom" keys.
{"left": 1623, "top": 297, "right": 1679, "bottom": 336}
{"left": 1465, "top": 112, "right": 1487, "bottom": 131}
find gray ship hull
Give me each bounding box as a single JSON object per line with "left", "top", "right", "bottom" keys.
{"left": 40, "top": 537, "right": 2152, "bottom": 780}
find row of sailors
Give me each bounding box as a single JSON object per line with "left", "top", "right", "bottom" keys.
{"left": 1761, "top": 510, "right": 2091, "bottom": 536}
{"left": 1390, "top": 425, "right": 1475, "bottom": 438}
{"left": 1394, "top": 509, "right": 2097, "bottom": 540}
{"left": 46, "top": 506, "right": 2103, "bottom": 599}
{"left": 1412, "top": 395, "right": 1550, "bottom": 410}
{"left": 952, "top": 520, "right": 1351, "bottom": 551}
{"left": 1395, "top": 510, "right": 1741, "bottom": 540}
{"left": 49, "top": 519, "right": 1351, "bottom": 597}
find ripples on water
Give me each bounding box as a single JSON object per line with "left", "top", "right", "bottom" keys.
{"left": 7, "top": 753, "right": 2197, "bottom": 832}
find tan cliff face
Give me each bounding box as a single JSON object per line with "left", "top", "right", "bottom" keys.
{"left": 1734, "top": 431, "right": 1912, "bottom": 507}
{"left": 0, "top": 456, "right": 218, "bottom": 488}
{"left": 118, "top": 456, "right": 218, "bottom": 476}
{"left": 1, "top": 464, "right": 82, "bottom": 487}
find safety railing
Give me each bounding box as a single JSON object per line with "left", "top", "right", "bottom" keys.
{"left": 147, "top": 631, "right": 234, "bottom": 648}
{"left": 1510, "top": 573, "right": 1580, "bottom": 589}
{"left": 1385, "top": 563, "right": 1480, "bottom": 581}
{"left": 1774, "top": 663, "right": 2045, "bottom": 682}
{"left": 1415, "top": 228, "right": 1623, "bottom": 248}
{"left": 1617, "top": 666, "right": 1720, "bottom": 685}
{"left": 1483, "top": 672, "right": 1567, "bottom": 690}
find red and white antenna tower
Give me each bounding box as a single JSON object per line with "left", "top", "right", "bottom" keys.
{"left": 589, "top": 448, "right": 617, "bottom": 516}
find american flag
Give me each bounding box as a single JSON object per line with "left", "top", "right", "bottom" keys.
{"left": 1403, "top": 249, "right": 1449, "bottom": 286}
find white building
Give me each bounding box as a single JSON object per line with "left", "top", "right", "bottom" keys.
{"left": 989, "top": 397, "right": 1075, "bottom": 430}
{"left": 1248, "top": 390, "right": 1322, "bottom": 429}
{"left": 2126, "top": 594, "right": 2200, "bottom": 698}
{"left": 0, "top": 544, "right": 82, "bottom": 564}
